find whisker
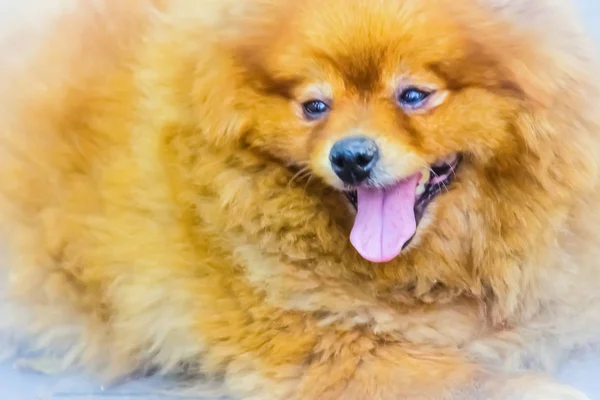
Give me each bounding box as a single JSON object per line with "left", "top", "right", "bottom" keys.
{"left": 288, "top": 166, "right": 312, "bottom": 188}
{"left": 303, "top": 174, "right": 314, "bottom": 197}
{"left": 434, "top": 167, "right": 451, "bottom": 195}
{"left": 426, "top": 165, "right": 450, "bottom": 195}
{"left": 300, "top": 174, "right": 316, "bottom": 206}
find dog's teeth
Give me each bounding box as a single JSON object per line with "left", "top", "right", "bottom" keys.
{"left": 444, "top": 153, "right": 458, "bottom": 165}
{"left": 419, "top": 168, "right": 431, "bottom": 185}
{"left": 433, "top": 153, "right": 458, "bottom": 167}
{"left": 416, "top": 168, "right": 430, "bottom": 196}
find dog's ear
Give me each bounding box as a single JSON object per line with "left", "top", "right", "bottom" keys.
{"left": 450, "top": 0, "right": 594, "bottom": 110}
{"left": 220, "top": 0, "right": 305, "bottom": 101}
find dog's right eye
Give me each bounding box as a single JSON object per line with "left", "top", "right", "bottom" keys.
{"left": 302, "top": 100, "right": 330, "bottom": 120}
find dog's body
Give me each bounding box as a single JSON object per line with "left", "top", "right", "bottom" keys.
{"left": 1, "top": 0, "right": 600, "bottom": 399}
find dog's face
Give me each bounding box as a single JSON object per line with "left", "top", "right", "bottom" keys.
{"left": 225, "top": 0, "right": 540, "bottom": 263}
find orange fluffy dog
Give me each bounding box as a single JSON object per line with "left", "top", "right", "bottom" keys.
{"left": 1, "top": 0, "right": 599, "bottom": 399}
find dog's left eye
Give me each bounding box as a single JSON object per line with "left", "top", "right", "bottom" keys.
{"left": 302, "top": 100, "right": 330, "bottom": 120}
{"left": 397, "top": 87, "right": 431, "bottom": 108}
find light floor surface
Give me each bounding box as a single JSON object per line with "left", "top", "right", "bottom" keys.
{"left": 0, "top": 351, "right": 599, "bottom": 399}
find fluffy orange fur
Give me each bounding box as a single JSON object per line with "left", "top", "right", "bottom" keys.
{"left": 1, "top": 0, "right": 600, "bottom": 399}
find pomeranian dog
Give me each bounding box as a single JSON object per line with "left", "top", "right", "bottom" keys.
{"left": 1, "top": 0, "right": 599, "bottom": 399}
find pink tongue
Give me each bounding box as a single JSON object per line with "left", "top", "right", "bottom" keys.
{"left": 350, "top": 174, "right": 419, "bottom": 263}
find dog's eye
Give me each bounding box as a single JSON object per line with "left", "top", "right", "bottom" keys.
{"left": 302, "top": 100, "right": 330, "bottom": 120}
{"left": 397, "top": 87, "right": 431, "bottom": 108}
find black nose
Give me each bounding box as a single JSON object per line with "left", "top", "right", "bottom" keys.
{"left": 329, "top": 136, "right": 379, "bottom": 185}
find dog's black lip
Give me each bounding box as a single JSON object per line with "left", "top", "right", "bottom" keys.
{"left": 346, "top": 191, "right": 358, "bottom": 208}
{"left": 344, "top": 154, "right": 462, "bottom": 234}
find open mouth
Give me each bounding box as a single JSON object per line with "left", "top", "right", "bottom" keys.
{"left": 345, "top": 153, "right": 462, "bottom": 263}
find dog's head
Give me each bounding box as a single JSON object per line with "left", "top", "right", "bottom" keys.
{"left": 187, "top": 0, "right": 598, "bottom": 266}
